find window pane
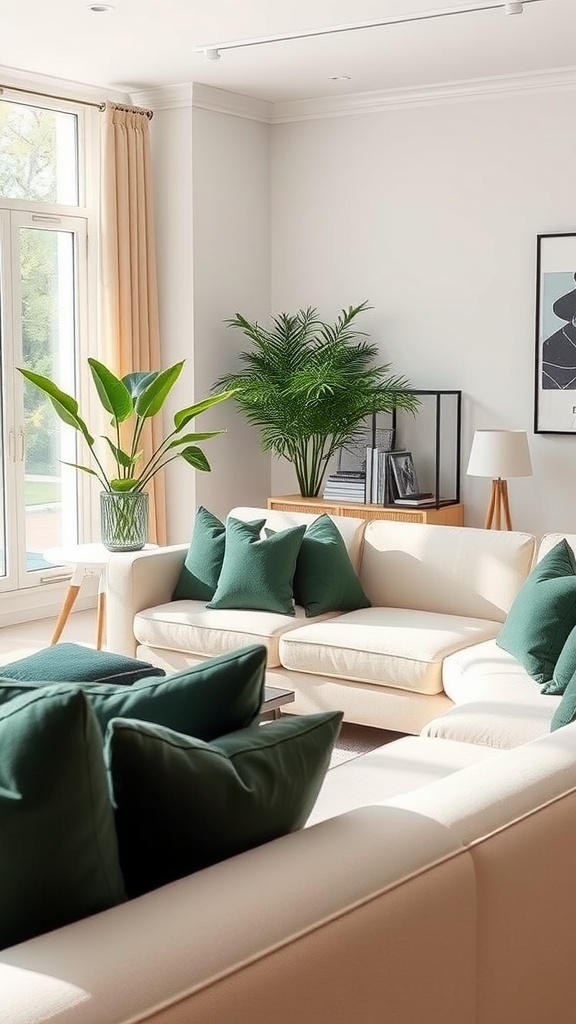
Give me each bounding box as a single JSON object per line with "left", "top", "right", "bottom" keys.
{"left": 20, "top": 227, "right": 79, "bottom": 566}
{"left": 0, "top": 101, "right": 78, "bottom": 205}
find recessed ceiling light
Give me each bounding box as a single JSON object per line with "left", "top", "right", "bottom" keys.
{"left": 329, "top": 75, "right": 351, "bottom": 82}
{"left": 88, "top": 3, "right": 115, "bottom": 11}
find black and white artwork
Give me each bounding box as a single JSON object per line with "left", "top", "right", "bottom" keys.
{"left": 389, "top": 451, "right": 419, "bottom": 498}
{"left": 535, "top": 232, "right": 576, "bottom": 433}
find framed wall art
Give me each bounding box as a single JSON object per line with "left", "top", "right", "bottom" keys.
{"left": 534, "top": 231, "right": 576, "bottom": 433}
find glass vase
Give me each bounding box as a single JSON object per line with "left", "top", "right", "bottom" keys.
{"left": 100, "top": 491, "right": 148, "bottom": 552}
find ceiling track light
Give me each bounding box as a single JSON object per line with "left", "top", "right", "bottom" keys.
{"left": 196, "top": 0, "right": 543, "bottom": 59}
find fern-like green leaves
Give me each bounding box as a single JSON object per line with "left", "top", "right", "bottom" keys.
{"left": 215, "top": 301, "right": 418, "bottom": 497}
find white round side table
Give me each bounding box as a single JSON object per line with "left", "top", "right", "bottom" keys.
{"left": 43, "top": 543, "right": 156, "bottom": 650}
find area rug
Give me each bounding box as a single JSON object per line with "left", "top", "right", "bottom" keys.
{"left": 330, "top": 721, "right": 404, "bottom": 769}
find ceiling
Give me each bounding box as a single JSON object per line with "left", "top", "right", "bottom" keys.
{"left": 0, "top": 0, "right": 574, "bottom": 105}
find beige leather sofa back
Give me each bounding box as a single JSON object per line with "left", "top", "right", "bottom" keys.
{"left": 360, "top": 519, "right": 536, "bottom": 620}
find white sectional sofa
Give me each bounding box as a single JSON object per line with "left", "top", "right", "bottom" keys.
{"left": 4, "top": 514, "right": 576, "bottom": 1022}
{"left": 106, "top": 506, "right": 550, "bottom": 735}
{"left": 4, "top": 722, "right": 576, "bottom": 1024}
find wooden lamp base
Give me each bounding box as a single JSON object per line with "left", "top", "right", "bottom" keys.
{"left": 485, "top": 477, "right": 512, "bottom": 530}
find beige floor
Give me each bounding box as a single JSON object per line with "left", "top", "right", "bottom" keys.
{"left": 0, "top": 609, "right": 96, "bottom": 665}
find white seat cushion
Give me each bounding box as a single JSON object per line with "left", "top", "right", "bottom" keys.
{"left": 442, "top": 638, "right": 544, "bottom": 704}
{"left": 279, "top": 608, "right": 502, "bottom": 695}
{"left": 421, "top": 699, "right": 557, "bottom": 748}
{"left": 308, "top": 735, "right": 500, "bottom": 826}
{"left": 134, "top": 601, "right": 338, "bottom": 667}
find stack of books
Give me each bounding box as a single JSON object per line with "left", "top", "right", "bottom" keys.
{"left": 323, "top": 470, "right": 366, "bottom": 502}
{"left": 365, "top": 448, "right": 404, "bottom": 504}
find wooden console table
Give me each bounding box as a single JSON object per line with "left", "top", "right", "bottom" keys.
{"left": 268, "top": 495, "right": 464, "bottom": 526}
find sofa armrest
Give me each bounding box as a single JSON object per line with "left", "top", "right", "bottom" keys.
{"left": 106, "top": 545, "right": 188, "bottom": 657}
{"left": 0, "top": 807, "right": 474, "bottom": 1024}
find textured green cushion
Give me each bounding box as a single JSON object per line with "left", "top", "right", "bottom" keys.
{"left": 550, "top": 670, "right": 576, "bottom": 730}
{"left": 207, "top": 518, "right": 306, "bottom": 615}
{"left": 293, "top": 514, "right": 371, "bottom": 616}
{"left": 0, "top": 686, "right": 125, "bottom": 950}
{"left": 107, "top": 710, "right": 342, "bottom": 897}
{"left": 0, "top": 642, "right": 165, "bottom": 685}
{"left": 496, "top": 540, "right": 576, "bottom": 684}
{"left": 542, "top": 624, "right": 576, "bottom": 695}
{"left": 172, "top": 510, "right": 266, "bottom": 601}
{"left": 0, "top": 645, "right": 267, "bottom": 738}
{"left": 171, "top": 506, "right": 226, "bottom": 601}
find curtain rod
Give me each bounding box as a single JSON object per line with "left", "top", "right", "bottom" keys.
{"left": 0, "top": 83, "right": 153, "bottom": 119}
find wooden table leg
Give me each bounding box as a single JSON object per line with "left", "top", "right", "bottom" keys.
{"left": 51, "top": 585, "right": 81, "bottom": 644}
{"left": 96, "top": 591, "right": 106, "bottom": 650}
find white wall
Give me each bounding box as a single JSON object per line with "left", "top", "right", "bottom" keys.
{"left": 270, "top": 87, "right": 576, "bottom": 535}
{"left": 150, "top": 95, "right": 271, "bottom": 541}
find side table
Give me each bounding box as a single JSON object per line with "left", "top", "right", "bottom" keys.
{"left": 43, "top": 543, "right": 156, "bottom": 650}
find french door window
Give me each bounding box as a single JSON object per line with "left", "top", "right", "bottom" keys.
{"left": 0, "top": 97, "right": 92, "bottom": 594}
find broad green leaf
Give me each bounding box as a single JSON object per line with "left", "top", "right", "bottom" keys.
{"left": 60, "top": 461, "right": 100, "bottom": 479}
{"left": 122, "top": 370, "right": 158, "bottom": 401}
{"left": 109, "top": 479, "right": 141, "bottom": 492}
{"left": 167, "top": 430, "right": 222, "bottom": 449}
{"left": 18, "top": 367, "right": 94, "bottom": 446}
{"left": 179, "top": 446, "right": 211, "bottom": 472}
{"left": 173, "top": 390, "right": 234, "bottom": 432}
{"left": 102, "top": 436, "right": 141, "bottom": 469}
{"left": 88, "top": 359, "right": 133, "bottom": 423}
{"left": 135, "top": 361, "right": 184, "bottom": 419}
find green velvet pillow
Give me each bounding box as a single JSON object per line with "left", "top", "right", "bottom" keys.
{"left": 0, "top": 645, "right": 267, "bottom": 739}
{"left": 550, "top": 669, "right": 576, "bottom": 730}
{"left": 0, "top": 686, "right": 126, "bottom": 950}
{"left": 172, "top": 510, "right": 266, "bottom": 601}
{"left": 542, "top": 624, "right": 576, "bottom": 695}
{"left": 0, "top": 642, "right": 165, "bottom": 685}
{"left": 293, "top": 514, "right": 371, "bottom": 616}
{"left": 496, "top": 539, "right": 576, "bottom": 684}
{"left": 107, "top": 709, "right": 342, "bottom": 897}
{"left": 207, "top": 518, "right": 306, "bottom": 615}
{"left": 171, "top": 507, "right": 225, "bottom": 601}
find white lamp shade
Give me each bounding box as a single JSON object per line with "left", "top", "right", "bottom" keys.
{"left": 467, "top": 429, "right": 533, "bottom": 479}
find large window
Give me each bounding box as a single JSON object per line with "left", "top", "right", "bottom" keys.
{"left": 0, "top": 96, "right": 92, "bottom": 594}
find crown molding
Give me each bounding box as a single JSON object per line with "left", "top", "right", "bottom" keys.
{"left": 0, "top": 63, "right": 128, "bottom": 105}
{"left": 131, "top": 83, "right": 272, "bottom": 123}
{"left": 132, "top": 65, "right": 576, "bottom": 127}
{"left": 271, "top": 66, "right": 576, "bottom": 123}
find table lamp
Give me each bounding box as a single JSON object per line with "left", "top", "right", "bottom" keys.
{"left": 466, "top": 429, "right": 532, "bottom": 530}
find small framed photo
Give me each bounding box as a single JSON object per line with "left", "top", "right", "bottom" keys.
{"left": 388, "top": 451, "right": 419, "bottom": 498}
{"left": 534, "top": 231, "right": 576, "bottom": 433}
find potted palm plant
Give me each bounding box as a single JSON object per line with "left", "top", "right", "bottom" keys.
{"left": 19, "top": 359, "right": 232, "bottom": 551}
{"left": 214, "top": 301, "right": 418, "bottom": 497}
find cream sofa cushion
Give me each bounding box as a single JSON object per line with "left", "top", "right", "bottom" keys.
{"left": 360, "top": 520, "right": 536, "bottom": 620}
{"left": 442, "top": 638, "right": 546, "bottom": 704}
{"left": 133, "top": 602, "right": 338, "bottom": 668}
{"left": 421, "top": 700, "right": 556, "bottom": 748}
{"left": 308, "top": 735, "right": 500, "bottom": 825}
{"left": 279, "top": 607, "right": 502, "bottom": 695}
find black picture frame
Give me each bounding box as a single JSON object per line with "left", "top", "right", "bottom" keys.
{"left": 534, "top": 231, "right": 576, "bottom": 434}
{"left": 388, "top": 451, "right": 419, "bottom": 498}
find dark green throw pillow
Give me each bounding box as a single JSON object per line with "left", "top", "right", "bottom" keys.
{"left": 107, "top": 709, "right": 342, "bottom": 897}
{"left": 542, "top": 624, "right": 576, "bottom": 696}
{"left": 496, "top": 539, "right": 576, "bottom": 684}
{"left": 0, "top": 686, "right": 125, "bottom": 950}
{"left": 207, "top": 518, "right": 306, "bottom": 615}
{"left": 293, "top": 514, "right": 371, "bottom": 616}
{"left": 0, "top": 642, "right": 165, "bottom": 686}
{"left": 172, "top": 510, "right": 266, "bottom": 601}
{"left": 550, "top": 669, "right": 576, "bottom": 730}
{"left": 0, "top": 645, "right": 267, "bottom": 739}
{"left": 171, "top": 506, "right": 226, "bottom": 601}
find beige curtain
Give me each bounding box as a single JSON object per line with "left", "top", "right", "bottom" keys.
{"left": 100, "top": 103, "right": 167, "bottom": 544}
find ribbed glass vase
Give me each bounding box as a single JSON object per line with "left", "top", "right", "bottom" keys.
{"left": 100, "top": 491, "right": 148, "bottom": 552}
